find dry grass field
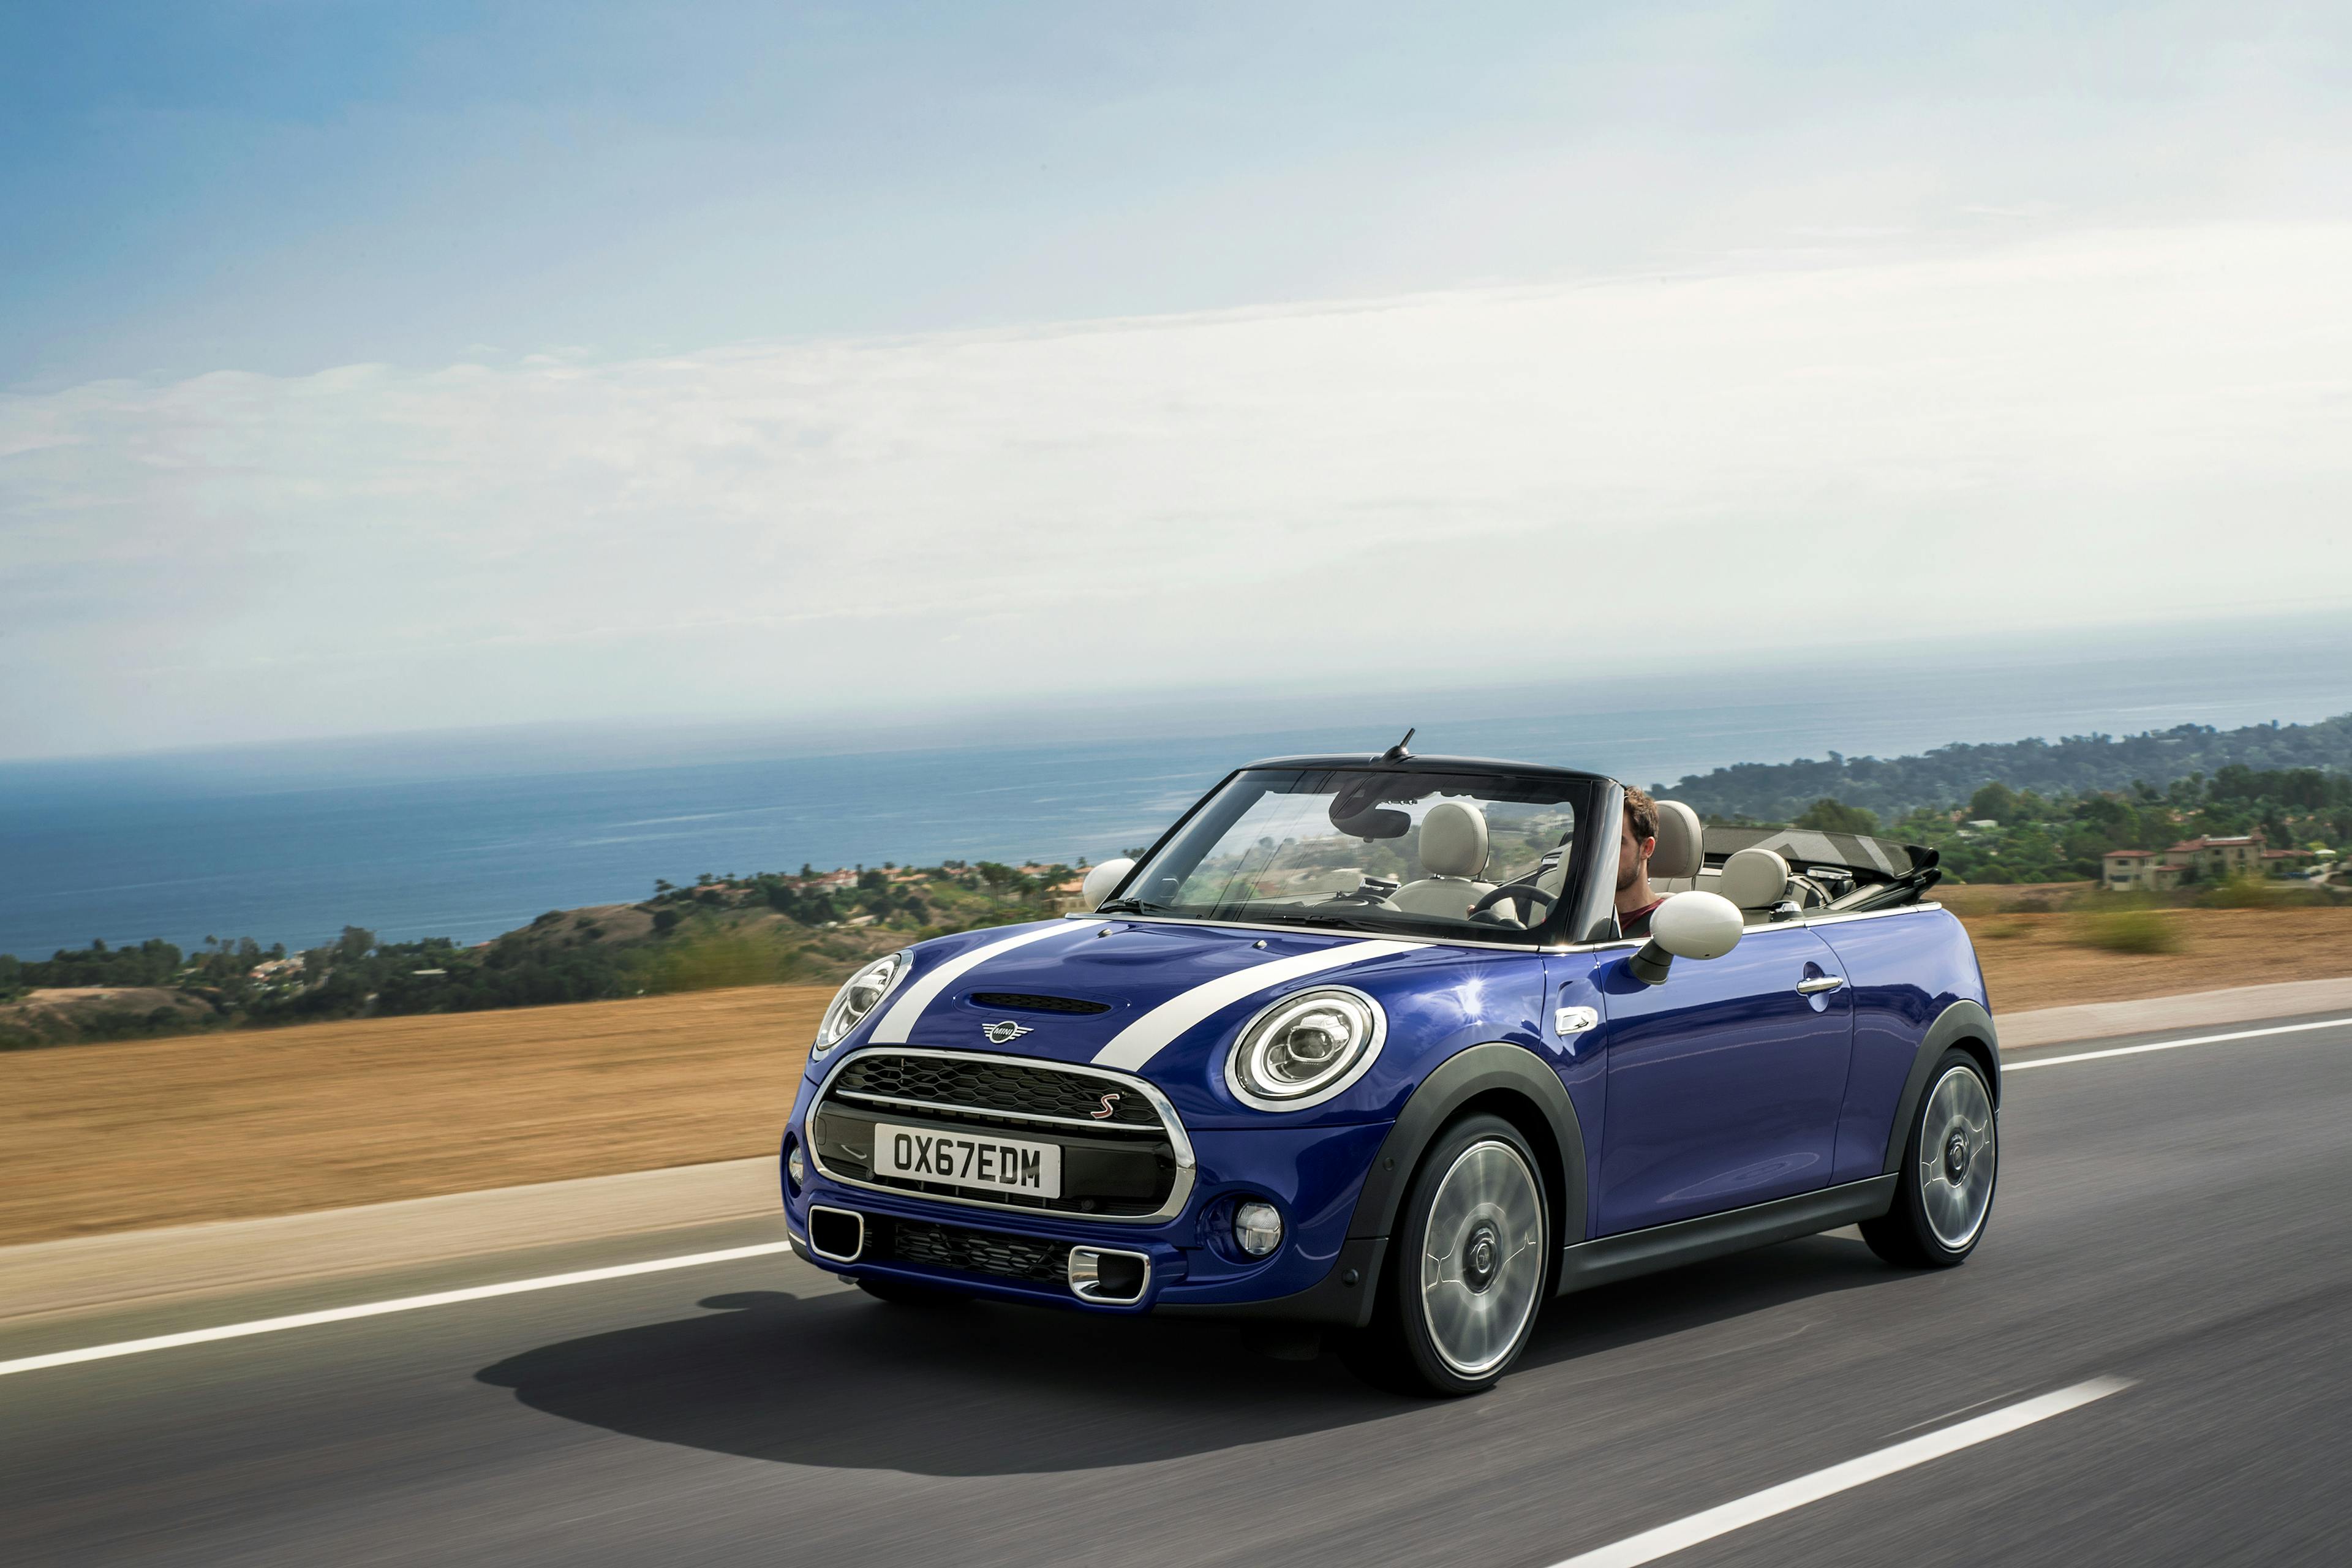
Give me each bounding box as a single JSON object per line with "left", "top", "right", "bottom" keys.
{"left": 0, "top": 985, "right": 831, "bottom": 1246}
{"left": 4, "top": 902, "right": 2348, "bottom": 1248}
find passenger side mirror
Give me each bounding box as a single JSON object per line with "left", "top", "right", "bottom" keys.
{"left": 1628, "top": 891, "right": 1743, "bottom": 986}
{"left": 1082, "top": 858, "right": 1136, "bottom": 910}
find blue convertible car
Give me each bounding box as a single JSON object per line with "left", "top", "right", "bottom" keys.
{"left": 780, "top": 746, "right": 1999, "bottom": 1395}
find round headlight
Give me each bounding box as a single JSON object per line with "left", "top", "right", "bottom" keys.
{"left": 1226, "top": 986, "right": 1386, "bottom": 1110}
{"left": 813, "top": 951, "right": 910, "bottom": 1055}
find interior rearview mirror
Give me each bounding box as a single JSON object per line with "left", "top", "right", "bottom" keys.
{"left": 1082, "top": 858, "right": 1136, "bottom": 910}
{"left": 1629, "top": 891, "right": 1743, "bottom": 986}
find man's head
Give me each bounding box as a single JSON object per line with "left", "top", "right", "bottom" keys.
{"left": 1619, "top": 786, "right": 1659, "bottom": 892}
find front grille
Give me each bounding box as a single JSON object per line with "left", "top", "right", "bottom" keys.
{"left": 883, "top": 1218, "right": 1066, "bottom": 1285}
{"left": 813, "top": 1050, "right": 1186, "bottom": 1219}
{"left": 832, "top": 1051, "right": 1163, "bottom": 1129}
{"left": 968, "top": 991, "right": 1113, "bottom": 1016}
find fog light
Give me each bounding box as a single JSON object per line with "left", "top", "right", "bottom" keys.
{"left": 1234, "top": 1200, "right": 1283, "bottom": 1258}
{"left": 786, "top": 1142, "right": 805, "bottom": 1188}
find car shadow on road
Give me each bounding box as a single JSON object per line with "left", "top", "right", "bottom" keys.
{"left": 475, "top": 1232, "right": 1903, "bottom": 1476}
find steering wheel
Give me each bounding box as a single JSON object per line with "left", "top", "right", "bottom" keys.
{"left": 1471, "top": 883, "right": 1557, "bottom": 918}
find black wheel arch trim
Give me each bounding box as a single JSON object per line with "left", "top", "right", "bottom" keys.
{"left": 1350, "top": 1040, "right": 1588, "bottom": 1251}
{"left": 1882, "top": 1000, "right": 2001, "bottom": 1176}
{"left": 1156, "top": 1042, "right": 1586, "bottom": 1330}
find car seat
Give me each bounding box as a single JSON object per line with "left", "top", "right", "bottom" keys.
{"left": 1390, "top": 801, "right": 1499, "bottom": 919}
{"left": 1647, "top": 801, "right": 1705, "bottom": 892}
{"left": 1717, "top": 846, "right": 1795, "bottom": 920}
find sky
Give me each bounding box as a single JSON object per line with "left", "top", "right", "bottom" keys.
{"left": 4, "top": 1, "right": 2350, "bottom": 761}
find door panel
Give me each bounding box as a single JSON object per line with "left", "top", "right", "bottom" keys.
{"left": 1593, "top": 924, "right": 1855, "bottom": 1235}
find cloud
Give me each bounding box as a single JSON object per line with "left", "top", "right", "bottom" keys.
{"left": 5, "top": 221, "right": 2351, "bottom": 758}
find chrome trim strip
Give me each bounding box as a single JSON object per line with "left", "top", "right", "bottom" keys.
{"left": 829, "top": 1087, "right": 1164, "bottom": 1135}
{"left": 805, "top": 1204, "right": 865, "bottom": 1264}
{"left": 1068, "top": 1245, "right": 1153, "bottom": 1305}
{"left": 1073, "top": 897, "right": 1940, "bottom": 956}
{"left": 1065, "top": 910, "right": 1559, "bottom": 954}
{"left": 806, "top": 1046, "right": 1199, "bottom": 1225}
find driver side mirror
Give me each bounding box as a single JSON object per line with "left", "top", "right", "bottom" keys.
{"left": 1628, "top": 891, "right": 1742, "bottom": 986}
{"left": 1082, "top": 858, "right": 1136, "bottom": 910}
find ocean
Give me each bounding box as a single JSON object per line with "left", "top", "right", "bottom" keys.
{"left": 6, "top": 622, "right": 2348, "bottom": 959}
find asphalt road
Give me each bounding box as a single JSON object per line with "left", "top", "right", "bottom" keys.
{"left": 4, "top": 1013, "right": 2348, "bottom": 1567}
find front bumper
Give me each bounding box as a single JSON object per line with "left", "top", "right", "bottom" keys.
{"left": 781, "top": 1117, "right": 1390, "bottom": 1319}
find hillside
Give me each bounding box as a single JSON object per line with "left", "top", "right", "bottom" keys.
{"left": 0, "top": 859, "right": 1082, "bottom": 1049}
{"left": 1659, "top": 712, "right": 2352, "bottom": 823}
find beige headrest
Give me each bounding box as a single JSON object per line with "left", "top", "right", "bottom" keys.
{"left": 1418, "top": 801, "right": 1490, "bottom": 879}
{"left": 1649, "top": 800, "right": 1704, "bottom": 881}
{"left": 1720, "top": 846, "right": 1792, "bottom": 909}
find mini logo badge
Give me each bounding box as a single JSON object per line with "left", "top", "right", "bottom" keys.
{"left": 1090, "top": 1091, "right": 1121, "bottom": 1120}
{"left": 982, "top": 1020, "right": 1033, "bottom": 1044}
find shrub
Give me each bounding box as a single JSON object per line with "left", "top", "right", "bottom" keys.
{"left": 2200, "top": 875, "right": 2291, "bottom": 909}
{"left": 2072, "top": 906, "right": 2180, "bottom": 954}
{"left": 633, "top": 929, "right": 796, "bottom": 993}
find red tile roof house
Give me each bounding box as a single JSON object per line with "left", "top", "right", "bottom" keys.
{"left": 2166, "top": 834, "right": 2266, "bottom": 881}
{"left": 2100, "top": 849, "right": 2185, "bottom": 892}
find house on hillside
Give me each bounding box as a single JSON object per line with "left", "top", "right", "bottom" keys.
{"left": 2166, "top": 834, "right": 2266, "bottom": 881}
{"left": 2101, "top": 850, "right": 2184, "bottom": 892}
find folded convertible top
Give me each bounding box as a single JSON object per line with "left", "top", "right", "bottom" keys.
{"left": 1703, "top": 825, "right": 1925, "bottom": 880}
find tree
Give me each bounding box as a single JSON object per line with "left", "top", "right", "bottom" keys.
{"left": 1968, "top": 781, "right": 2022, "bottom": 823}
{"left": 1792, "top": 798, "right": 1881, "bottom": 835}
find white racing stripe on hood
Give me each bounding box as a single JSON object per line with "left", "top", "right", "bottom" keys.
{"left": 1091, "top": 938, "right": 1427, "bottom": 1072}
{"left": 870, "top": 920, "right": 1106, "bottom": 1044}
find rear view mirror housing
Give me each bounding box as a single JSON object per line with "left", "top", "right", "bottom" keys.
{"left": 1628, "top": 891, "right": 1743, "bottom": 986}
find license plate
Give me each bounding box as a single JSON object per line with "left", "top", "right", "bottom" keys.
{"left": 872, "top": 1123, "right": 1063, "bottom": 1198}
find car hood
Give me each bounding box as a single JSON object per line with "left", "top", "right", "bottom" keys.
{"left": 825, "top": 916, "right": 1540, "bottom": 1126}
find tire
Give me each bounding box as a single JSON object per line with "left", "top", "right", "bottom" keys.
{"left": 1341, "top": 1114, "right": 1550, "bottom": 1397}
{"left": 1862, "top": 1049, "right": 1998, "bottom": 1268}
{"left": 856, "top": 1276, "right": 970, "bottom": 1307}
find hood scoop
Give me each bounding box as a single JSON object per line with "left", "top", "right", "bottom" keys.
{"left": 968, "top": 990, "right": 1114, "bottom": 1017}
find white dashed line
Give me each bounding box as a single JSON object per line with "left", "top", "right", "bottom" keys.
{"left": 2005, "top": 1015, "right": 2352, "bottom": 1072}
{"left": 0, "top": 1240, "right": 797, "bottom": 1379}
{"left": 1547, "top": 1378, "right": 2133, "bottom": 1567}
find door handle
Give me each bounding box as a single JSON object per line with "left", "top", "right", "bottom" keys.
{"left": 1796, "top": 974, "right": 1846, "bottom": 995}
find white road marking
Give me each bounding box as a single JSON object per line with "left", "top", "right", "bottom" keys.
{"left": 1548, "top": 1377, "right": 2133, "bottom": 1568}
{"left": 0, "top": 1240, "right": 797, "bottom": 1380}
{"left": 869, "top": 919, "right": 1101, "bottom": 1043}
{"left": 2005, "top": 1015, "right": 2352, "bottom": 1073}
{"left": 11, "top": 1011, "right": 2337, "bottom": 1384}
{"left": 1091, "top": 938, "right": 1425, "bottom": 1070}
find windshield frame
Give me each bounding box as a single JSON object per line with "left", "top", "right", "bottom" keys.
{"left": 1098, "top": 760, "right": 1614, "bottom": 949}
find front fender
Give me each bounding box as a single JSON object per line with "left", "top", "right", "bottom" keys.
{"left": 1348, "top": 1040, "right": 1589, "bottom": 1249}
{"left": 1159, "top": 1039, "right": 1588, "bottom": 1327}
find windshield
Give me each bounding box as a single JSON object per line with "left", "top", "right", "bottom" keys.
{"left": 1110, "top": 766, "right": 1594, "bottom": 942}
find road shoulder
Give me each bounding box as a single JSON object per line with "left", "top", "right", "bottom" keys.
{"left": 8, "top": 973, "right": 2348, "bottom": 1328}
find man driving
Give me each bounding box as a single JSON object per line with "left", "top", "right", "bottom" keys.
{"left": 1618, "top": 786, "right": 1665, "bottom": 938}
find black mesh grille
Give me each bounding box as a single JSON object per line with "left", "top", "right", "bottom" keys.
{"left": 968, "top": 991, "right": 1113, "bottom": 1016}
{"left": 832, "top": 1052, "right": 1163, "bottom": 1129}
{"left": 884, "top": 1218, "right": 1067, "bottom": 1285}
{"left": 809, "top": 1107, "right": 1173, "bottom": 1218}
